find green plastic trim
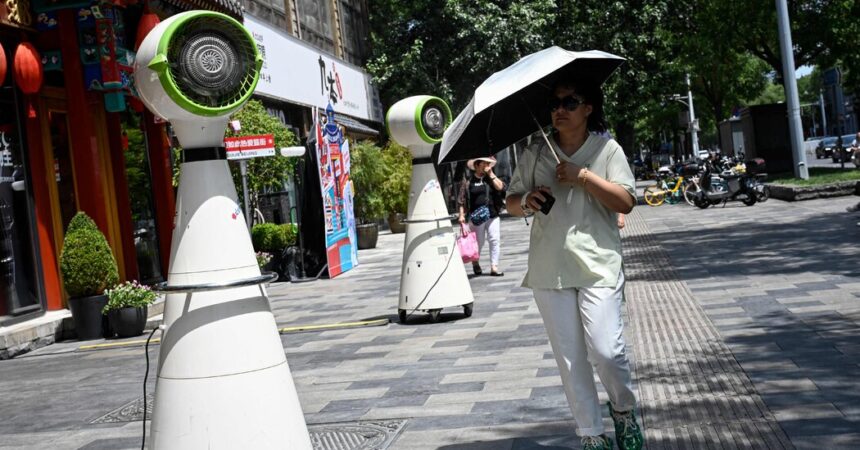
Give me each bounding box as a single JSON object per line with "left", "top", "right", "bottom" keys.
{"left": 150, "top": 11, "right": 261, "bottom": 117}
{"left": 414, "top": 96, "right": 452, "bottom": 144}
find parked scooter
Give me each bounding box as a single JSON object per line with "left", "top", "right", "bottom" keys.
{"left": 692, "top": 156, "right": 758, "bottom": 208}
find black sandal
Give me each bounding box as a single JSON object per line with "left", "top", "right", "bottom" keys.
{"left": 489, "top": 271, "right": 504, "bottom": 277}
{"left": 472, "top": 263, "right": 483, "bottom": 275}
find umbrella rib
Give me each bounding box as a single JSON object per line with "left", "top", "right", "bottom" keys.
{"left": 521, "top": 95, "right": 561, "bottom": 164}
{"left": 486, "top": 106, "right": 494, "bottom": 149}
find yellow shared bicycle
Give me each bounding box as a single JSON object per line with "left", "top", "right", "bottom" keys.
{"left": 643, "top": 175, "right": 694, "bottom": 206}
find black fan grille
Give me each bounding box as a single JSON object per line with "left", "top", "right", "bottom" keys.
{"left": 167, "top": 16, "right": 258, "bottom": 109}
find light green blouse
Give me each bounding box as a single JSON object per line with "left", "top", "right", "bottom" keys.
{"left": 507, "top": 133, "right": 636, "bottom": 289}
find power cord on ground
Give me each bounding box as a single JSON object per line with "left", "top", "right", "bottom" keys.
{"left": 404, "top": 237, "right": 457, "bottom": 322}
{"left": 141, "top": 325, "right": 163, "bottom": 450}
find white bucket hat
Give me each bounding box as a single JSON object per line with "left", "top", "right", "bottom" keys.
{"left": 467, "top": 156, "right": 497, "bottom": 171}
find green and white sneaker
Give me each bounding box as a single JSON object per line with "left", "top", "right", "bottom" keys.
{"left": 609, "top": 403, "right": 643, "bottom": 450}
{"left": 581, "top": 434, "right": 613, "bottom": 450}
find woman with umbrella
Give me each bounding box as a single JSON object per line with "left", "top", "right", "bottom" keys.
{"left": 505, "top": 76, "right": 642, "bottom": 450}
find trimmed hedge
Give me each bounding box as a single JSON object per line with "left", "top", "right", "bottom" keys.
{"left": 251, "top": 223, "right": 297, "bottom": 253}
{"left": 59, "top": 212, "right": 119, "bottom": 298}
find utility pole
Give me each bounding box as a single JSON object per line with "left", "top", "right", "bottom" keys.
{"left": 240, "top": 160, "right": 251, "bottom": 229}
{"left": 776, "top": 0, "right": 809, "bottom": 179}
{"left": 686, "top": 73, "right": 700, "bottom": 158}
{"left": 819, "top": 90, "right": 828, "bottom": 136}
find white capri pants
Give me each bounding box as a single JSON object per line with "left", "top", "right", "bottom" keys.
{"left": 533, "top": 271, "right": 636, "bottom": 437}
{"left": 470, "top": 216, "right": 501, "bottom": 266}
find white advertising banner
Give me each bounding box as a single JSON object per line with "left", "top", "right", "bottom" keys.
{"left": 245, "top": 15, "right": 375, "bottom": 122}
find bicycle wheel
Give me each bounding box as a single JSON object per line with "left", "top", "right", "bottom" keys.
{"left": 643, "top": 186, "right": 665, "bottom": 206}
{"left": 682, "top": 181, "right": 700, "bottom": 206}
{"left": 757, "top": 185, "right": 769, "bottom": 202}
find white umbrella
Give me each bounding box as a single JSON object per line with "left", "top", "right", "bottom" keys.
{"left": 439, "top": 46, "right": 625, "bottom": 164}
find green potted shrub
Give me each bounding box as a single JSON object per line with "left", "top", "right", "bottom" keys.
{"left": 102, "top": 280, "right": 157, "bottom": 338}
{"left": 381, "top": 142, "right": 412, "bottom": 234}
{"left": 251, "top": 222, "right": 297, "bottom": 279}
{"left": 59, "top": 212, "right": 119, "bottom": 340}
{"left": 350, "top": 141, "right": 387, "bottom": 248}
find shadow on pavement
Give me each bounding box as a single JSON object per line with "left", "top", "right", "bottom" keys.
{"left": 436, "top": 435, "right": 577, "bottom": 450}
{"left": 625, "top": 210, "right": 860, "bottom": 283}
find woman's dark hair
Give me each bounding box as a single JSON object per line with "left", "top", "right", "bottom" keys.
{"left": 551, "top": 77, "right": 608, "bottom": 133}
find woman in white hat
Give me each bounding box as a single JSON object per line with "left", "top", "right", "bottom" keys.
{"left": 457, "top": 156, "right": 506, "bottom": 276}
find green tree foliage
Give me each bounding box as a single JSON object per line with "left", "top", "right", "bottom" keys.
{"left": 366, "top": 0, "right": 856, "bottom": 155}
{"left": 751, "top": 80, "right": 787, "bottom": 105}
{"left": 349, "top": 140, "right": 387, "bottom": 223}
{"left": 380, "top": 142, "right": 412, "bottom": 214}
{"left": 663, "top": 0, "right": 770, "bottom": 131}
{"left": 712, "top": 0, "right": 852, "bottom": 82}
{"left": 551, "top": 1, "right": 682, "bottom": 153}
{"left": 367, "top": 0, "right": 685, "bottom": 154}
{"left": 367, "top": 0, "right": 556, "bottom": 111}
{"left": 225, "top": 100, "right": 299, "bottom": 216}
{"left": 60, "top": 212, "right": 120, "bottom": 298}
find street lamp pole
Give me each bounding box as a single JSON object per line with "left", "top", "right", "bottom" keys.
{"left": 686, "top": 74, "right": 700, "bottom": 159}
{"left": 819, "top": 90, "right": 828, "bottom": 136}
{"left": 776, "top": 0, "right": 809, "bottom": 179}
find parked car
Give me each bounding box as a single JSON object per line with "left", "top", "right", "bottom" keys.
{"left": 832, "top": 134, "right": 857, "bottom": 163}
{"left": 815, "top": 137, "right": 837, "bottom": 159}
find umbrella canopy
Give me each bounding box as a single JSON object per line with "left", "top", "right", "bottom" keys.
{"left": 439, "top": 47, "right": 625, "bottom": 164}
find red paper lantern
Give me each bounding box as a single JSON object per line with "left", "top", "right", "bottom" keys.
{"left": 13, "top": 42, "right": 43, "bottom": 118}
{"left": 0, "top": 43, "right": 7, "bottom": 87}
{"left": 135, "top": 12, "right": 161, "bottom": 51}
{"left": 13, "top": 42, "right": 43, "bottom": 95}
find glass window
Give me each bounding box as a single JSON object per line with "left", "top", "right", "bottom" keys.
{"left": 0, "top": 58, "right": 44, "bottom": 323}
{"left": 121, "top": 113, "right": 164, "bottom": 285}
{"left": 339, "top": 0, "right": 368, "bottom": 65}
{"left": 298, "top": 0, "right": 335, "bottom": 54}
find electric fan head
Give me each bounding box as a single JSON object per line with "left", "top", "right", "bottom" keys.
{"left": 387, "top": 96, "right": 452, "bottom": 155}
{"left": 135, "top": 11, "right": 262, "bottom": 121}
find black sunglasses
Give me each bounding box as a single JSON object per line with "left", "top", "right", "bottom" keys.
{"left": 547, "top": 95, "right": 584, "bottom": 112}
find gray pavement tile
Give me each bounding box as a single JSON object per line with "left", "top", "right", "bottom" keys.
{"left": 778, "top": 417, "right": 860, "bottom": 438}
{"left": 4, "top": 200, "right": 860, "bottom": 448}
{"left": 536, "top": 367, "right": 559, "bottom": 378}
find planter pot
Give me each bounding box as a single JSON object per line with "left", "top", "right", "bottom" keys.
{"left": 67, "top": 294, "right": 109, "bottom": 340}
{"left": 107, "top": 306, "right": 148, "bottom": 338}
{"left": 356, "top": 223, "right": 379, "bottom": 249}
{"left": 387, "top": 213, "right": 407, "bottom": 234}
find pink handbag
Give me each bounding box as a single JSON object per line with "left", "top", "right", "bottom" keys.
{"left": 457, "top": 224, "right": 480, "bottom": 263}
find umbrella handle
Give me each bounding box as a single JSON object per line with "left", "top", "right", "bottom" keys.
{"left": 522, "top": 96, "right": 561, "bottom": 164}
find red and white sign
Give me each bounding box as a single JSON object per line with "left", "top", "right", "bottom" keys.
{"left": 224, "top": 134, "right": 275, "bottom": 160}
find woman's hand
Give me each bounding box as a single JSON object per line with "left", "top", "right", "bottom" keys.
{"left": 556, "top": 162, "right": 584, "bottom": 185}
{"left": 458, "top": 214, "right": 466, "bottom": 224}
{"left": 524, "top": 186, "right": 553, "bottom": 211}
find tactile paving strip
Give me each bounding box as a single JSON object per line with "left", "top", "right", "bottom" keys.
{"left": 622, "top": 208, "right": 794, "bottom": 449}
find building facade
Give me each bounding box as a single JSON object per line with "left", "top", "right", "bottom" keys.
{"left": 0, "top": 0, "right": 242, "bottom": 328}
{"left": 240, "top": 0, "right": 380, "bottom": 141}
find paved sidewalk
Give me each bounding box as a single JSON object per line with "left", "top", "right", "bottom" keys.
{"left": 636, "top": 195, "right": 860, "bottom": 448}
{"left": 0, "top": 196, "right": 857, "bottom": 449}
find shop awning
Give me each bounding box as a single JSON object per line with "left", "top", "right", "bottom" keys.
{"left": 334, "top": 113, "right": 379, "bottom": 136}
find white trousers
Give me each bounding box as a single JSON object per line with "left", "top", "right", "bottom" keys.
{"left": 470, "top": 216, "right": 500, "bottom": 266}
{"left": 533, "top": 271, "right": 636, "bottom": 437}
